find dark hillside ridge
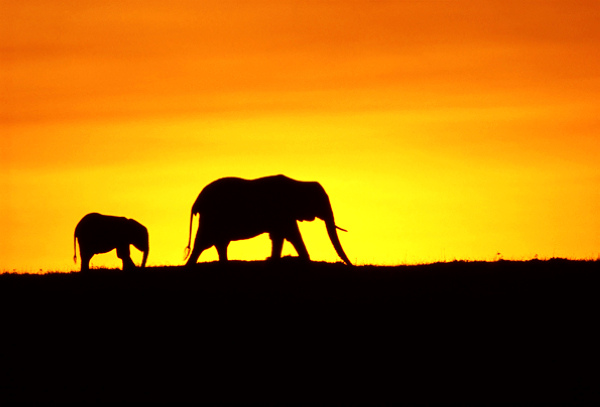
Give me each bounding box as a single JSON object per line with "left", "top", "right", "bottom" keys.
{"left": 1, "top": 259, "right": 599, "bottom": 402}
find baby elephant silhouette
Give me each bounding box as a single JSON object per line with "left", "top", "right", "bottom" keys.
{"left": 74, "top": 213, "right": 149, "bottom": 272}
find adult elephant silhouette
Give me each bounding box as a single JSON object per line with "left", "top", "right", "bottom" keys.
{"left": 184, "top": 175, "right": 352, "bottom": 266}
{"left": 74, "top": 213, "right": 149, "bottom": 272}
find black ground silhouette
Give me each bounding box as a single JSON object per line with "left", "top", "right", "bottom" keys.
{"left": 1, "top": 259, "right": 598, "bottom": 402}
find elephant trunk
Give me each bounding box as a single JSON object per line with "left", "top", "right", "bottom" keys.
{"left": 184, "top": 210, "right": 194, "bottom": 260}
{"left": 325, "top": 219, "right": 352, "bottom": 266}
{"left": 141, "top": 248, "right": 148, "bottom": 268}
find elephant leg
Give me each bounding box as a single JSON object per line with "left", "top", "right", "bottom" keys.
{"left": 285, "top": 222, "right": 310, "bottom": 261}
{"left": 186, "top": 232, "right": 211, "bottom": 266}
{"left": 117, "top": 245, "right": 135, "bottom": 270}
{"left": 215, "top": 241, "right": 229, "bottom": 262}
{"left": 80, "top": 252, "right": 92, "bottom": 272}
{"left": 269, "top": 233, "right": 284, "bottom": 260}
{"left": 121, "top": 257, "right": 136, "bottom": 270}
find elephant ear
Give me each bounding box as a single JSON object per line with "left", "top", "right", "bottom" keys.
{"left": 126, "top": 219, "right": 138, "bottom": 235}
{"left": 128, "top": 219, "right": 148, "bottom": 247}
{"left": 291, "top": 181, "right": 323, "bottom": 222}
{"left": 311, "top": 182, "right": 332, "bottom": 220}
{"left": 128, "top": 218, "right": 145, "bottom": 230}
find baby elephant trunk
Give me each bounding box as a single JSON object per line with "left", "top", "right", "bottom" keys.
{"left": 325, "top": 220, "right": 352, "bottom": 266}
{"left": 140, "top": 249, "right": 148, "bottom": 268}
{"left": 134, "top": 229, "right": 149, "bottom": 268}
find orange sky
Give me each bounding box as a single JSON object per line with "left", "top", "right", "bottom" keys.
{"left": 1, "top": 0, "right": 599, "bottom": 271}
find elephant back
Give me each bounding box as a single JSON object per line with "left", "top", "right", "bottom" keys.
{"left": 194, "top": 177, "right": 253, "bottom": 214}
{"left": 75, "top": 213, "right": 131, "bottom": 246}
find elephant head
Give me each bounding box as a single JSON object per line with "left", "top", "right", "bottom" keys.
{"left": 291, "top": 181, "right": 352, "bottom": 265}
{"left": 128, "top": 219, "right": 149, "bottom": 268}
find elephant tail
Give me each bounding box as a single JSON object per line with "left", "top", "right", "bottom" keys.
{"left": 73, "top": 233, "right": 78, "bottom": 264}
{"left": 183, "top": 210, "right": 195, "bottom": 260}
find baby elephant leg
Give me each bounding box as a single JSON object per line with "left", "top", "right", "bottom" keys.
{"left": 268, "top": 233, "right": 284, "bottom": 261}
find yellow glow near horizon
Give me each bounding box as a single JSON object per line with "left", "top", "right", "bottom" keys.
{"left": 2, "top": 1, "right": 599, "bottom": 272}
{"left": 3, "top": 106, "right": 599, "bottom": 271}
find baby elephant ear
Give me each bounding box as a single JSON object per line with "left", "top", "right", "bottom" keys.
{"left": 128, "top": 218, "right": 144, "bottom": 231}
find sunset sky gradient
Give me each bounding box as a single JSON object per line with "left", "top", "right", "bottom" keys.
{"left": 2, "top": 0, "right": 599, "bottom": 271}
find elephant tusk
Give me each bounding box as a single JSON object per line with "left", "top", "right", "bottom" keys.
{"left": 336, "top": 225, "right": 348, "bottom": 232}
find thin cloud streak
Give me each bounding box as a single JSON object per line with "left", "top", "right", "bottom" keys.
{"left": 2, "top": 1, "right": 599, "bottom": 123}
